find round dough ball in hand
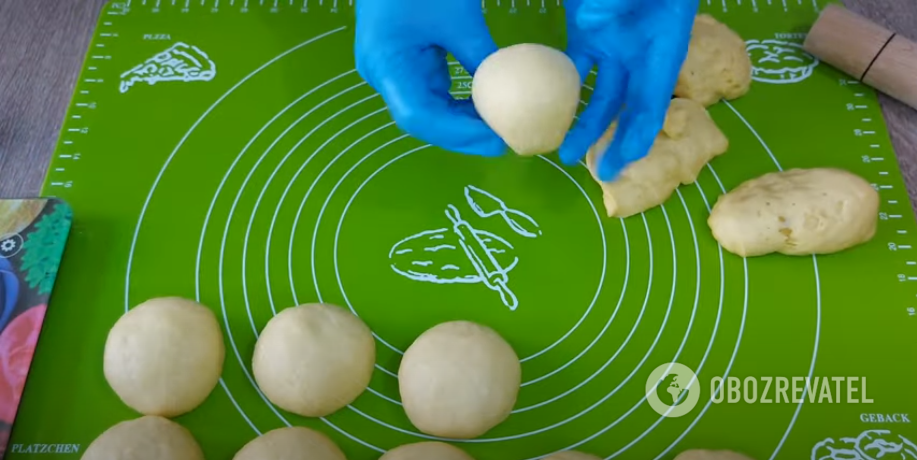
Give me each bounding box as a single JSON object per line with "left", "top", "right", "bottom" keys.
{"left": 472, "top": 43, "right": 581, "bottom": 156}
{"left": 253, "top": 303, "right": 376, "bottom": 417}
{"left": 81, "top": 416, "right": 205, "bottom": 460}
{"left": 380, "top": 442, "right": 475, "bottom": 460}
{"left": 398, "top": 320, "right": 521, "bottom": 439}
{"left": 104, "top": 297, "right": 225, "bottom": 417}
{"left": 233, "top": 426, "right": 346, "bottom": 460}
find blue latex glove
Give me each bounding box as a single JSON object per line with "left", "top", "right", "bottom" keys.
{"left": 354, "top": 0, "right": 507, "bottom": 158}
{"left": 560, "top": 0, "right": 699, "bottom": 181}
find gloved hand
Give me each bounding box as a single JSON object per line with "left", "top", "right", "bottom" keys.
{"left": 354, "top": 0, "right": 507, "bottom": 158}
{"left": 559, "top": 0, "right": 699, "bottom": 181}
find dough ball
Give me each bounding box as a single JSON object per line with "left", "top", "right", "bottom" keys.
{"left": 233, "top": 426, "right": 346, "bottom": 460}
{"left": 81, "top": 416, "right": 204, "bottom": 460}
{"left": 543, "top": 451, "right": 603, "bottom": 460}
{"left": 675, "top": 14, "right": 752, "bottom": 106}
{"left": 253, "top": 303, "right": 375, "bottom": 417}
{"left": 380, "top": 442, "right": 475, "bottom": 460}
{"left": 472, "top": 43, "right": 581, "bottom": 156}
{"left": 104, "top": 297, "right": 225, "bottom": 417}
{"left": 398, "top": 320, "right": 520, "bottom": 439}
{"left": 707, "top": 168, "right": 879, "bottom": 257}
{"left": 586, "top": 98, "right": 729, "bottom": 218}
{"left": 674, "top": 449, "right": 756, "bottom": 460}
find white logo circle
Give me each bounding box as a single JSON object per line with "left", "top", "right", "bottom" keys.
{"left": 645, "top": 362, "right": 701, "bottom": 417}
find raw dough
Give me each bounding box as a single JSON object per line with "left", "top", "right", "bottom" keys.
{"left": 674, "top": 449, "right": 756, "bottom": 460}
{"left": 398, "top": 320, "right": 521, "bottom": 439}
{"left": 233, "top": 426, "right": 346, "bottom": 460}
{"left": 675, "top": 14, "right": 752, "bottom": 106}
{"left": 586, "top": 98, "right": 729, "bottom": 218}
{"left": 103, "top": 297, "right": 225, "bottom": 417}
{"left": 707, "top": 168, "right": 879, "bottom": 257}
{"left": 543, "top": 451, "right": 603, "bottom": 460}
{"left": 81, "top": 416, "right": 205, "bottom": 460}
{"left": 380, "top": 442, "right": 475, "bottom": 460}
{"left": 252, "top": 303, "right": 375, "bottom": 417}
{"left": 472, "top": 43, "right": 581, "bottom": 156}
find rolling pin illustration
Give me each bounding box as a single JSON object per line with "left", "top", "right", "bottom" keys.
{"left": 804, "top": 4, "right": 917, "bottom": 111}
{"left": 465, "top": 185, "right": 542, "bottom": 238}
{"left": 445, "top": 204, "right": 519, "bottom": 310}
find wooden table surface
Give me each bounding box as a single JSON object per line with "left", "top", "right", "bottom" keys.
{"left": 1, "top": 0, "right": 916, "bottom": 204}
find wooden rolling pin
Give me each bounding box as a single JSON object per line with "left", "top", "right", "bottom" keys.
{"left": 803, "top": 3, "right": 917, "bottom": 111}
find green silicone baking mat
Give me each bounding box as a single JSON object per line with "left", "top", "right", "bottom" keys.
{"left": 7, "top": 0, "right": 917, "bottom": 458}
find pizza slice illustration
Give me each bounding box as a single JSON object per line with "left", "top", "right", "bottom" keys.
{"left": 119, "top": 42, "right": 216, "bottom": 94}
{"left": 746, "top": 38, "right": 820, "bottom": 84}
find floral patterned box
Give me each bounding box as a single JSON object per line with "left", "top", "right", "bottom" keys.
{"left": 0, "top": 199, "right": 72, "bottom": 454}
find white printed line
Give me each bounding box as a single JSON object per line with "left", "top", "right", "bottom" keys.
{"left": 855, "top": 105, "right": 868, "bottom": 109}
{"left": 864, "top": 130, "right": 875, "bottom": 134}
{"left": 880, "top": 185, "right": 893, "bottom": 189}
{"left": 899, "top": 245, "right": 912, "bottom": 249}
{"left": 872, "top": 157, "right": 884, "bottom": 161}
{"left": 63, "top": 141, "right": 73, "bottom": 145}
{"left": 871, "top": 145, "right": 881, "bottom": 148}
{"left": 80, "top": 90, "right": 90, "bottom": 94}
{"left": 908, "top": 277, "right": 917, "bottom": 281}
{"left": 67, "top": 128, "right": 80, "bottom": 132}
{"left": 907, "top": 261, "right": 916, "bottom": 266}
{"left": 59, "top": 154, "right": 72, "bottom": 159}
{"left": 879, "top": 171, "right": 889, "bottom": 175}
{"left": 55, "top": 167, "right": 65, "bottom": 172}
{"left": 889, "top": 200, "right": 899, "bottom": 204}
{"left": 899, "top": 230, "right": 908, "bottom": 234}
{"left": 72, "top": 115, "right": 82, "bottom": 119}
{"left": 855, "top": 93, "right": 864, "bottom": 97}
{"left": 890, "top": 214, "right": 903, "bottom": 219}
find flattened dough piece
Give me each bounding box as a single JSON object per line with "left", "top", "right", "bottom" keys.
{"left": 707, "top": 168, "right": 879, "bottom": 257}
{"left": 543, "top": 451, "right": 603, "bottom": 460}
{"left": 674, "top": 449, "right": 756, "bottom": 460}
{"left": 104, "top": 297, "right": 225, "bottom": 417}
{"left": 253, "top": 303, "right": 375, "bottom": 417}
{"left": 676, "top": 14, "right": 752, "bottom": 106}
{"left": 233, "top": 426, "right": 346, "bottom": 460}
{"left": 399, "top": 321, "right": 521, "bottom": 439}
{"left": 81, "top": 416, "right": 205, "bottom": 460}
{"left": 380, "top": 442, "right": 475, "bottom": 460}
{"left": 586, "top": 98, "right": 729, "bottom": 218}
